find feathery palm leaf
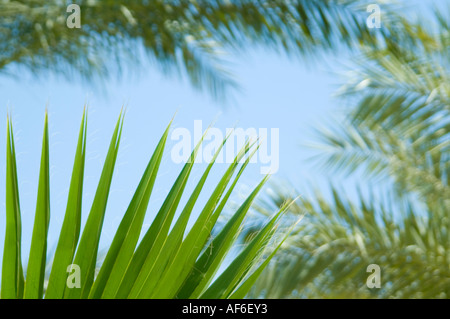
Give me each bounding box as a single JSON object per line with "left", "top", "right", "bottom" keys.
{"left": 251, "top": 186, "right": 450, "bottom": 298}
{"left": 248, "top": 7, "right": 450, "bottom": 298}
{"left": 1, "top": 0, "right": 406, "bottom": 99}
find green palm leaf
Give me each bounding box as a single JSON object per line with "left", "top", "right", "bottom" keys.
{"left": 89, "top": 120, "right": 171, "bottom": 299}
{"left": 64, "top": 111, "right": 124, "bottom": 299}
{"left": 0, "top": 110, "right": 288, "bottom": 299}
{"left": 1, "top": 116, "right": 24, "bottom": 299}
{"left": 24, "top": 111, "right": 50, "bottom": 299}
{"left": 45, "top": 109, "right": 87, "bottom": 299}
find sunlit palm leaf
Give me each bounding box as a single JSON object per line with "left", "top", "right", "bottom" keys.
{"left": 45, "top": 109, "right": 87, "bottom": 299}
{"left": 0, "top": 110, "right": 290, "bottom": 299}
{"left": 1, "top": 116, "right": 24, "bottom": 299}
{"left": 24, "top": 111, "right": 50, "bottom": 299}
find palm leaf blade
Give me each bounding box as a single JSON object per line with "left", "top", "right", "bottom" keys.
{"left": 45, "top": 109, "right": 87, "bottom": 299}
{"left": 24, "top": 111, "right": 50, "bottom": 299}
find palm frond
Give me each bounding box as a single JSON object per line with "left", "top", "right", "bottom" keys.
{"left": 250, "top": 185, "right": 450, "bottom": 298}
{"left": 249, "top": 7, "right": 450, "bottom": 299}
{"left": 0, "top": 0, "right": 406, "bottom": 99}
{"left": 1, "top": 110, "right": 293, "bottom": 299}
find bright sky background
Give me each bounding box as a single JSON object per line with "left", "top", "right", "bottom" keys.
{"left": 0, "top": 0, "right": 445, "bottom": 274}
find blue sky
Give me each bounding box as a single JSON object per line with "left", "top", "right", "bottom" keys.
{"left": 0, "top": 0, "right": 445, "bottom": 273}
